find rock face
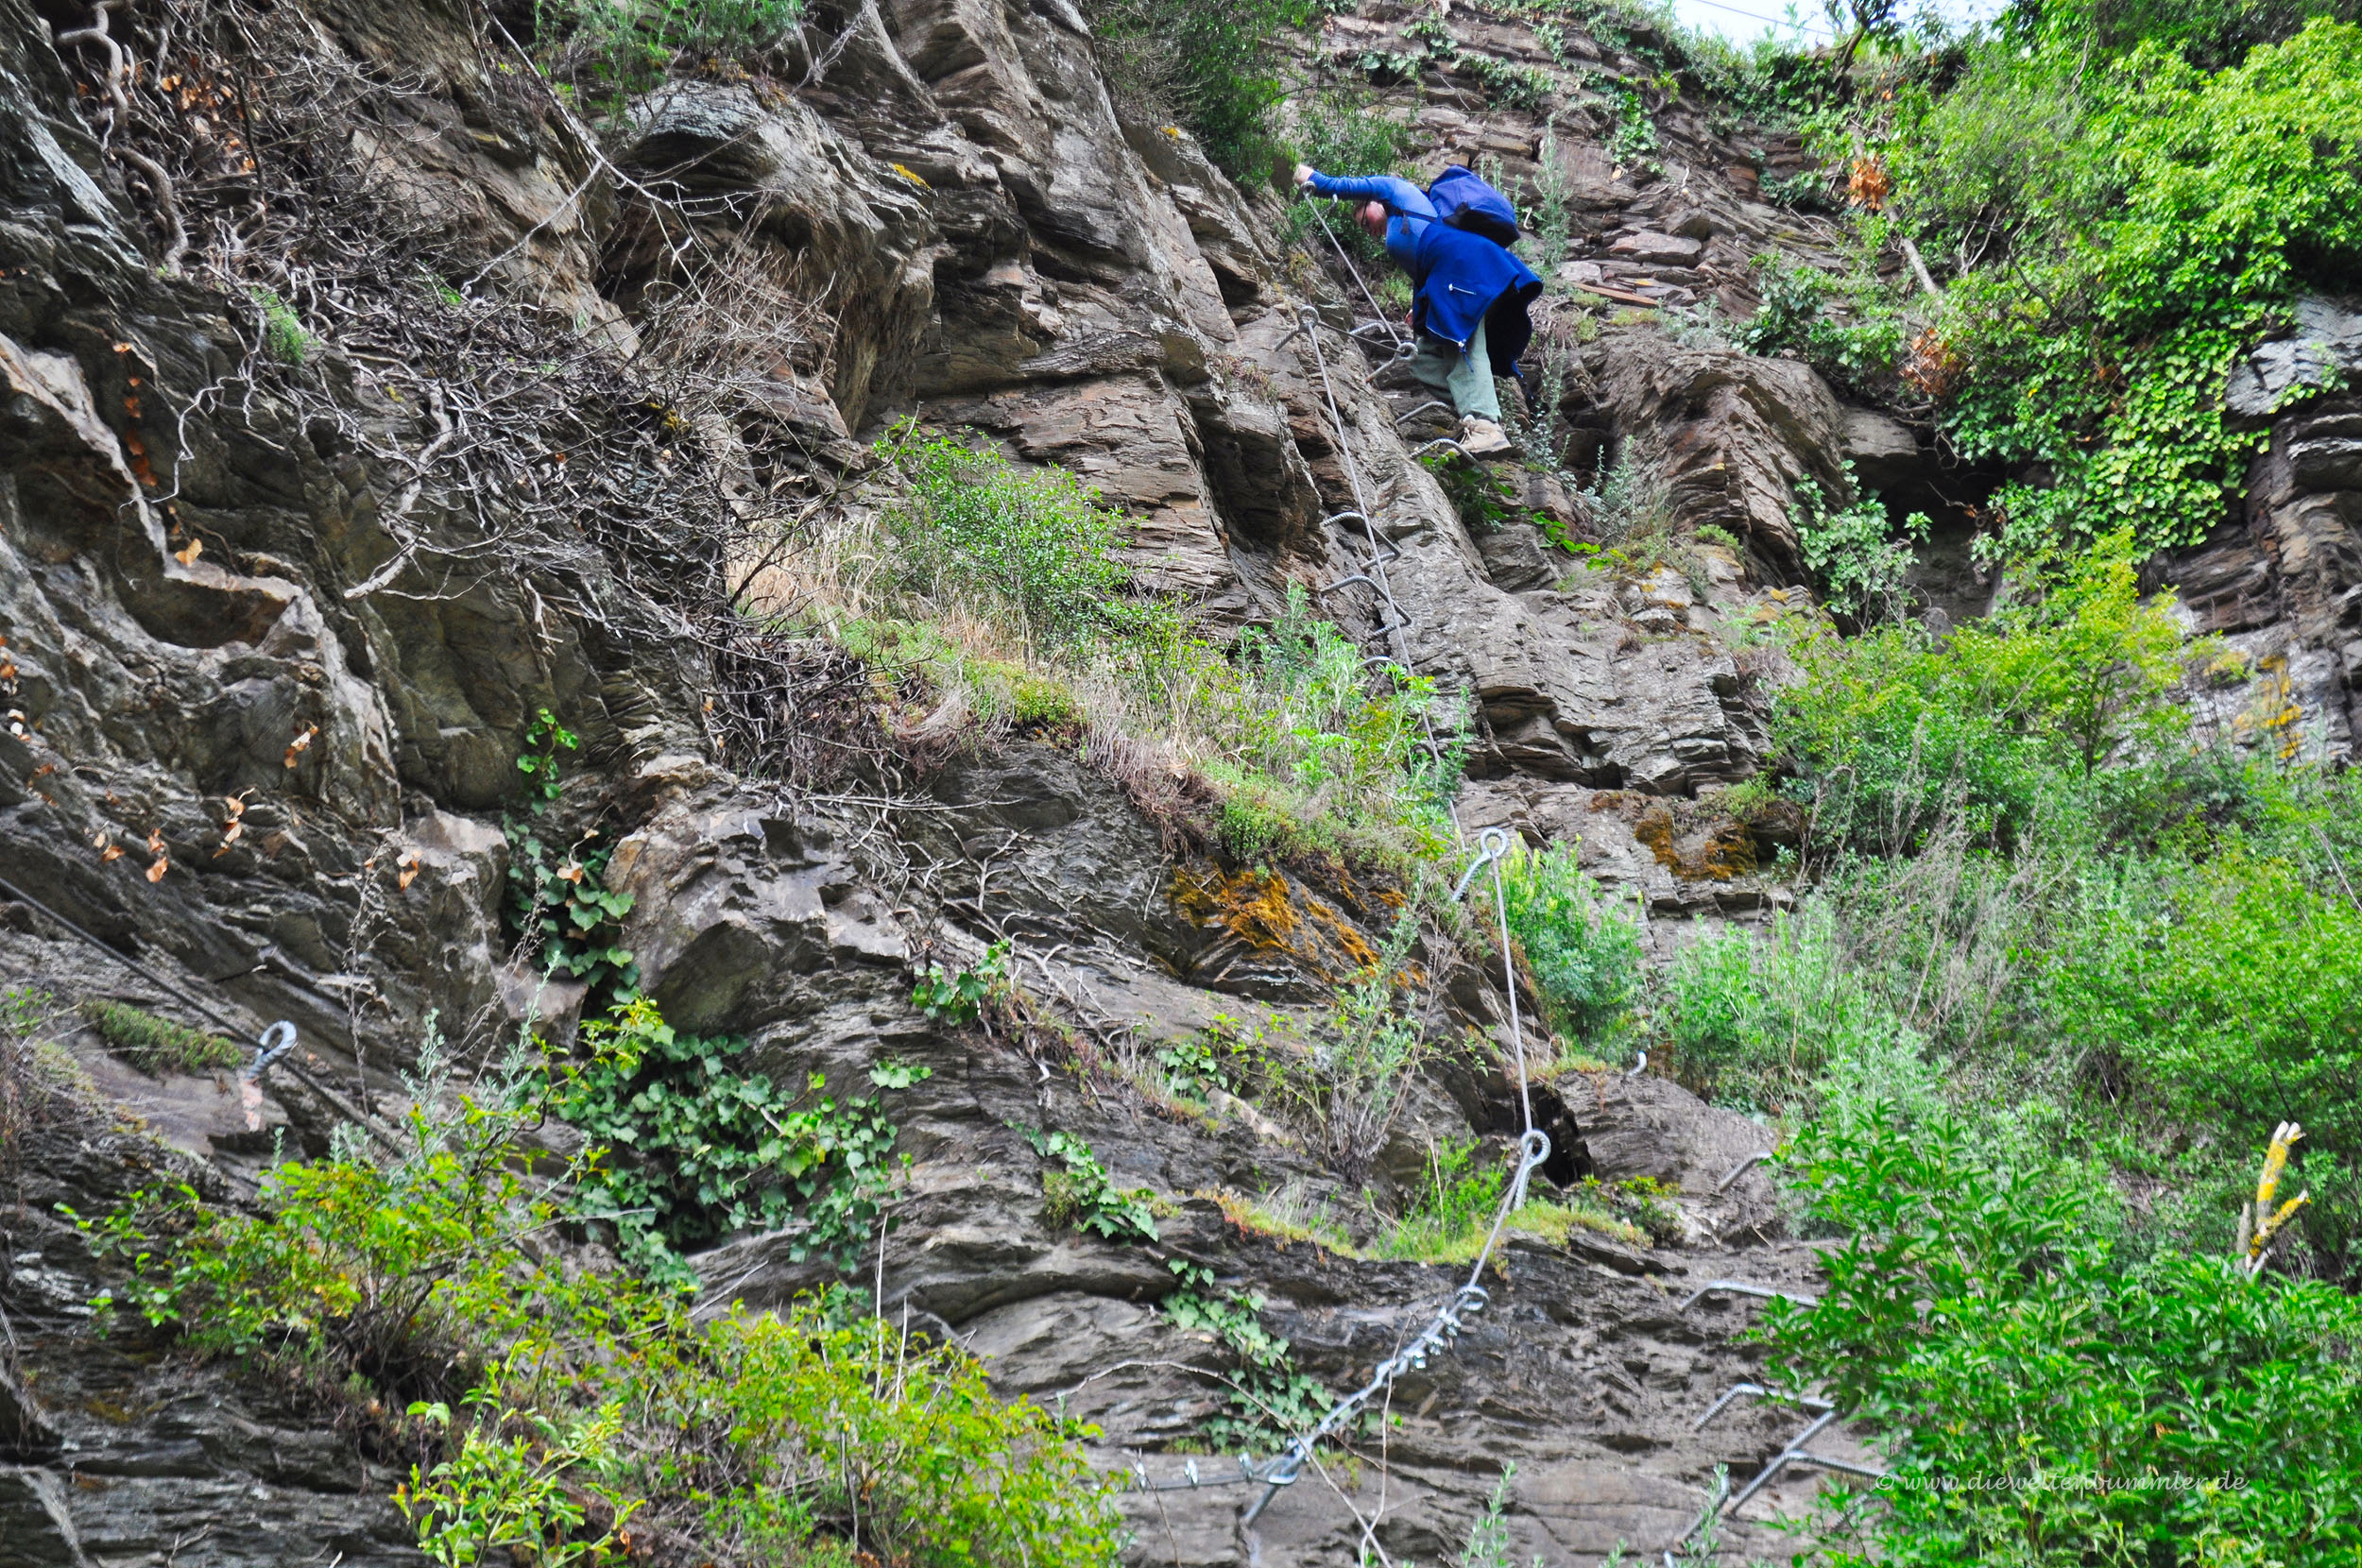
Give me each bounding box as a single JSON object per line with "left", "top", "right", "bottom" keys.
{"left": 2170, "top": 303, "right": 2362, "bottom": 761}
{"left": 1, "top": 0, "right": 2344, "bottom": 1564}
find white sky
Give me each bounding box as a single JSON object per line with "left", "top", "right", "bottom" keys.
{"left": 1663, "top": 0, "right": 2011, "bottom": 45}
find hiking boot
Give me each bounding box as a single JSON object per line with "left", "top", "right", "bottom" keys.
{"left": 1460, "top": 417, "right": 1514, "bottom": 457}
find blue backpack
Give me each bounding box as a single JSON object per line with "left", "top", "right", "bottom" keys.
{"left": 1427, "top": 165, "right": 1521, "bottom": 247}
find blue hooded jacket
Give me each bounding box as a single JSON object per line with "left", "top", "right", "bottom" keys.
{"left": 1305, "top": 170, "right": 1544, "bottom": 388}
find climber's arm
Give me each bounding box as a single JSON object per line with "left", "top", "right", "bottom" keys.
{"left": 1297, "top": 171, "right": 1430, "bottom": 215}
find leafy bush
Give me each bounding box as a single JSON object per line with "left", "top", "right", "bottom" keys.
{"left": 1081, "top": 0, "right": 1316, "bottom": 176}
{"left": 1768, "top": 1099, "right": 2362, "bottom": 1565}
{"left": 82, "top": 1043, "right": 589, "bottom": 1386}
{"left": 1028, "top": 1128, "right": 1159, "bottom": 1243}
{"left": 1492, "top": 841, "right": 1644, "bottom": 1051}
{"left": 2047, "top": 849, "right": 2362, "bottom": 1263}
{"left": 881, "top": 429, "right": 1171, "bottom": 659}
{"left": 911, "top": 941, "right": 1011, "bottom": 1025}
{"left": 1198, "top": 586, "right": 1466, "bottom": 865}
{"left": 1733, "top": 249, "right": 1908, "bottom": 396}
{"left": 645, "top": 1304, "right": 1124, "bottom": 1565}
{"left": 1790, "top": 469, "right": 1928, "bottom": 624}
{"left": 77, "top": 997, "right": 242, "bottom": 1075}
{"left": 1775, "top": 535, "right": 2202, "bottom": 851}
{"left": 553, "top": 996, "right": 929, "bottom": 1280}
{"left": 82, "top": 1035, "right": 1121, "bottom": 1568}
{"left": 399, "top": 1389, "right": 638, "bottom": 1568}
{"left": 1665, "top": 903, "right": 1926, "bottom": 1116}
{"left": 1834, "top": 11, "right": 2362, "bottom": 558}
{"left": 1379, "top": 1136, "right": 1509, "bottom": 1261}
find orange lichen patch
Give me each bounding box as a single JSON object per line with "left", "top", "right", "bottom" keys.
{"left": 1599, "top": 793, "right": 1757, "bottom": 882}
{"left": 1173, "top": 864, "right": 1300, "bottom": 948}
{"left": 1171, "top": 862, "right": 1386, "bottom": 988}
{"left": 2232, "top": 653, "right": 2303, "bottom": 760}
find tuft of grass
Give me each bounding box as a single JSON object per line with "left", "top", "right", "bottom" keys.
{"left": 249, "top": 286, "right": 313, "bottom": 364}
{"left": 77, "top": 998, "right": 243, "bottom": 1076}
{"left": 1207, "top": 1181, "right": 1361, "bottom": 1255}
{"left": 775, "top": 431, "right": 1465, "bottom": 871}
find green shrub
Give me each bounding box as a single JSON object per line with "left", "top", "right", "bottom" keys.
{"left": 1790, "top": 468, "right": 1928, "bottom": 625}
{"left": 2048, "top": 849, "right": 2362, "bottom": 1266}
{"left": 1837, "top": 12, "right": 2362, "bottom": 559}
{"left": 1027, "top": 1128, "right": 1159, "bottom": 1243}
{"left": 399, "top": 1389, "right": 638, "bottom": 1568}
{"left": 1492, "top": 841, "right": 1643, "bottom": 1051}
{"left": 1768, "top": 1099, "right": 2362, "bottom": 1565}
{"left": 1196, "top": 585, "right": 1466, "bottom": 864}
{"left": 1733, "top": 248, "right": 1908, "bottom": 396}
{"left": 553, "top": 996, "right": 929, "bottom": 1281}
{"left": 80, "top": 1034, "right": 1121, "bottom": 1568}
{"left": 1775, "top": 535, "right": 2202, "bottom": 852}
{"left": 1665, "top": 903, "right": 1925, "bottom": 1116}
{"left": 912, "top": 941, "right": 1011, "bottom": 1025}
{"left": 647, "top": 1304, "right": 1124, "bottom": 1564}
{"left": 880, "top": 428, "right": 1169, "bottom": 658}
{"left": 1081, "top": 0, "right": 1317, "bottom": 176}
{"left": 77, "top": 998, "right": 242, "bottom": 1076}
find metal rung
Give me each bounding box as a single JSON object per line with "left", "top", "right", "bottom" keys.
{"left": 1322, "top": 509, "right": 1373, "bottom": 532}
{"left": 1726, "top": 1410, "right": 1840, "bottom": 1513}
{"left": 1787, "top": 1452, "right": 1889, "bottom": 1481}
{"left": 1393, "top": 400, "right": 1451, "bottom": 425}
{"left": 1314, "top": 574, "right": 1375, "bottom": 595}
{"left": 1696, "top": 1383, "right": 1832, "bottom": 1430}
{"left": 1412, "top": 438, "right": 1474, "bottom": 462}
{"left": 1677, "top": 1280, "right": 1817, "bottom": 1313}
{"left": 1717, "top": 1151, "right": 1776, "bottom": 1191}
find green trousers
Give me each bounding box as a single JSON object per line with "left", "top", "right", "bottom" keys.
{"left": 1411, "top": 318, "right": 1499, "bottom": 422}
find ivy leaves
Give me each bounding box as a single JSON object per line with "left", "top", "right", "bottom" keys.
{"left": 555, "top": 997, "right": 933, "bottom": 1282}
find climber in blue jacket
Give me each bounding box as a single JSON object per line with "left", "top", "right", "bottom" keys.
{"left": 1292, "top": 163, "right": 1542, "bottom": 458}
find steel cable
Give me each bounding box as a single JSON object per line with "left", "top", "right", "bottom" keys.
{"left": 1122, "top": 828, "right": 1547, "bottom": 1526}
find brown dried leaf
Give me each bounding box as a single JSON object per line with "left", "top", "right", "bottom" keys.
{"left": 145, "top": 857, "right": 169, "bottom": 882}
{"left": 173, "top": 537, "right": 203, "bottom": 566}
{"left": 397, "top": 852, "right": 421, "bottom": 891}
{"left": 102, "top": 844, "right": 125, "bottom": 862}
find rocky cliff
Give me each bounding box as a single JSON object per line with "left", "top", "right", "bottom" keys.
{"left": 2, "top": 0, "right": 2356, "bottom": 1563}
